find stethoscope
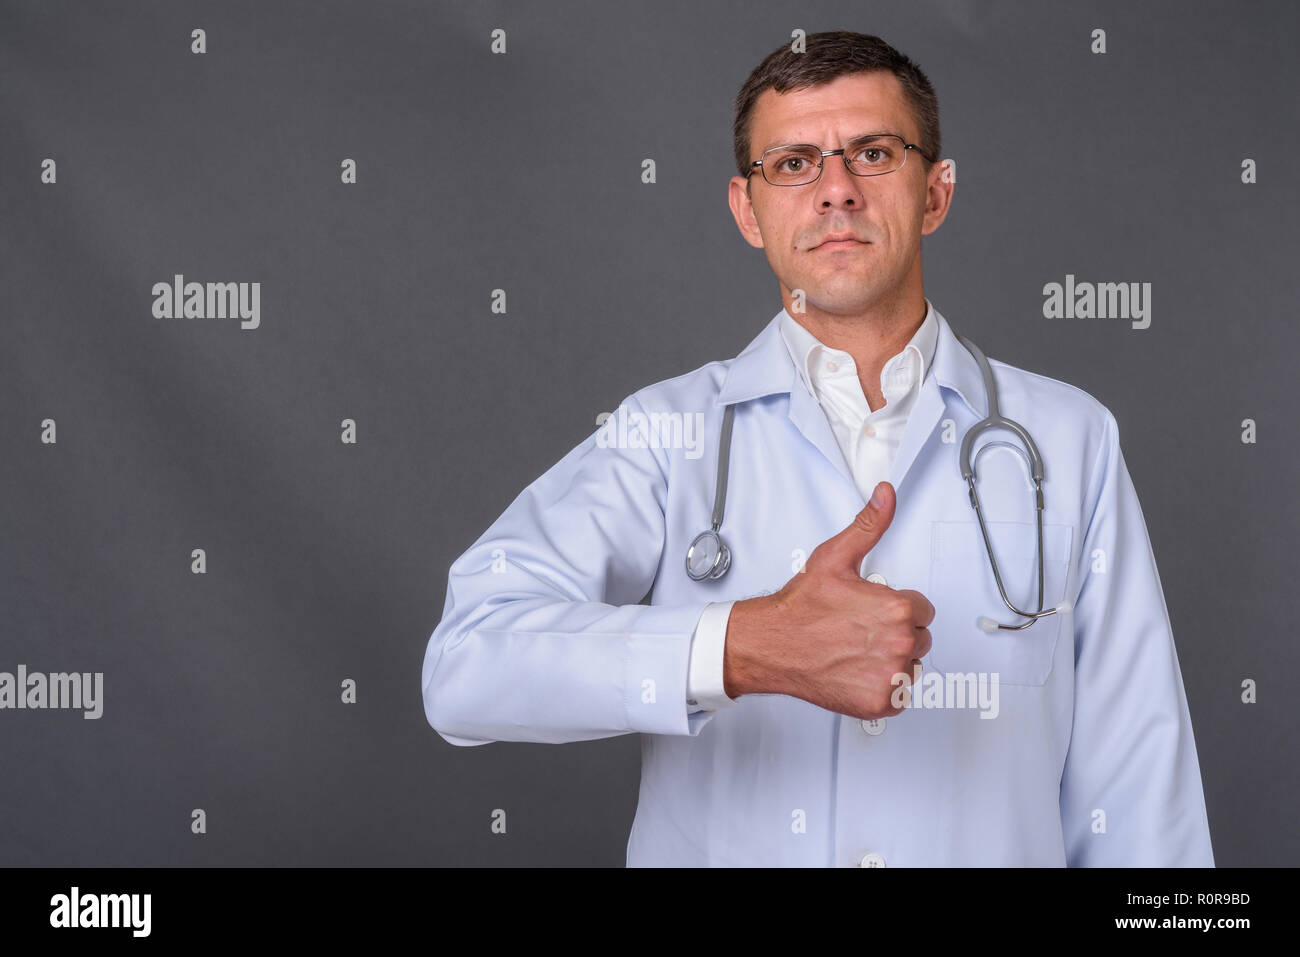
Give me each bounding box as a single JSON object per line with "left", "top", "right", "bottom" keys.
{"left": 684, "top": 333, "right": 1072, "bottom": 632}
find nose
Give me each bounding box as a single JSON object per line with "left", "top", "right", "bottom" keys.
{"left": 813, "top": 152, "right": 865, "bottom": 208}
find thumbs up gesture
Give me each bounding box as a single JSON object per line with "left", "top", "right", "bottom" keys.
{"left": 722, "top": 481, "right": 935, "bottom": 721}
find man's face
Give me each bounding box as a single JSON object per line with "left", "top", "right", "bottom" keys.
{"left": 728, "top": 71, "right": 953, "bottom": 317}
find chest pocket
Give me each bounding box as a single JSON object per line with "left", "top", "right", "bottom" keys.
{"left": 926, "top": 520, "right": 1073, "bottom": 687}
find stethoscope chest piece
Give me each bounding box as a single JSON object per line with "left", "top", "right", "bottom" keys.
{"left": 686, "top": 528, "right": 731, "bottom": 581}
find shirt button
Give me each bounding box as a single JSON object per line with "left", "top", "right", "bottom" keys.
{"left": 859, "top": 852, "right": 886, "bottom": 868}
{"left": 865, "top": 573, "right": 887, "bottom": 585}
{"left": 860, "top": 718, "right": 886, "bottom": 735}
{"left": 863, "top": 424, "right": 877, "bottom": 437}
{"left": 825, "top": 360, "right": 838, "bottom": 373}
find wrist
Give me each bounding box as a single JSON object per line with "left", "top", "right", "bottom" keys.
{"left": 723, "top": 593, "right": 782, "bottom": 698}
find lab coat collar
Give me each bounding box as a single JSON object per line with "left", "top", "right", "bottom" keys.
{"left": 715, "top": 299, "right": 989, "bottom": 499}
{"left": 716, "top": 299, "right": 988, "bottom": 419}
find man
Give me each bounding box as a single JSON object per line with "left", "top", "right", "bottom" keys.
{"left": 422, "top": 31, "right": 1214, "bottom": 867}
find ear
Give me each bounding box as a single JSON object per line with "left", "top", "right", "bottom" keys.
{"left": 728, "top": 175, "right": 766, "bottom": 249}
{"left": 919, "top": 159, "right": 955, "bottom": 237}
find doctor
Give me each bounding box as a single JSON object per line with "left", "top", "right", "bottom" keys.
{"left": 422, "top": 31, "right": 1214, "bottom": 867}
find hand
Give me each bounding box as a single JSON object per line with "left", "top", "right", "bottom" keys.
{"left": 723, "top": 481, "right": 935, "bottom": 720}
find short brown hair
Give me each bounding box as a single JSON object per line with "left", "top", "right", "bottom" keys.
{"left": 733, "top": 31, "right": 942, "bottom": 179}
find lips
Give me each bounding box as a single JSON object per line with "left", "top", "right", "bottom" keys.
{"left": 815, "top": 238, "right": 867, "bottom": 250}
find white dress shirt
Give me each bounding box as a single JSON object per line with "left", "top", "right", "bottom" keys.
{"left": 686, "top": 299, "right": 940, "bottom": 711}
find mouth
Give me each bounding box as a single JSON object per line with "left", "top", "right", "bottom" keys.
{"left": 814, "top": 239, "right": 869, "bottom": 251}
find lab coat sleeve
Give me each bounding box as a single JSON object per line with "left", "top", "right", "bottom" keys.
{"left": 1058, "top": 410, "right": 1214, "bottom": 866}
{"left": 422, "top": 394, "right": 720, "bottom": 745}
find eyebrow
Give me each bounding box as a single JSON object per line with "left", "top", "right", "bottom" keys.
{"left": 757, "top": 129, "right": 900, "bottom": 153}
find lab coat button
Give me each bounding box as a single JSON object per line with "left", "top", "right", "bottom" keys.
{"left": 859, "top": 852, "right": 886, "bottom": 868}
{"left": 866, "top": 573, "right": 887, "bottom": 585}
{"left": 826, "top": 360, "right": 838, "bottom": 372}
{"left": 860, "top": 718, "right": 886, "bottom": 735}
{"left": 863, "top": 423, "right": 877, "bottom": 437}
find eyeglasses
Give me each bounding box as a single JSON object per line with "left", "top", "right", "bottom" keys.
{"left": 747, "top": 132, "right": 935, "bottom": 187}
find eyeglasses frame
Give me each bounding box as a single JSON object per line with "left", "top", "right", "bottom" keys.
{"left": 746, "top": 132, "right": 937, "bottom": 186}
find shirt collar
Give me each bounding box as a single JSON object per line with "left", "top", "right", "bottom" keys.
{"left": 717, "top": 297, "right": 986, "bottom": 418}
{"left": 777, "top": 299, "right": 940, "bottom": 402}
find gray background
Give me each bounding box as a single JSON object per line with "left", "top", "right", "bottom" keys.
{"left": 1, "top": 0, "right": 1295, "bottom": 866}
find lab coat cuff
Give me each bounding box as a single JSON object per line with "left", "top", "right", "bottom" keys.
{"left": 687, "top": 601, "right": 738, "bottom": 710}
{"left": 624, "top": 602, "right": 716, "bottom": 736}
{"left": 685, "top": 708, "right": 718, "bottom": 735}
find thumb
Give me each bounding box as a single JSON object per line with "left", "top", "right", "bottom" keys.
{"left": 819, "top": 481, "right": 896, "bottom": 574}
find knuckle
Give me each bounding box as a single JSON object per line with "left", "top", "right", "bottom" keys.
{"left": 862, "top": 694, "right": 891, "bottom": 718}
{"left": 878, "top": 700, "right": 905, "bottom": 718}
{"left": 898, "top": 588, "right": 935, "bottom": 627}
{"left": 887, "top": 631, "right": 914, "bottom": 657}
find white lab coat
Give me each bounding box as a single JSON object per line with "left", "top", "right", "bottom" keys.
{"left": 421, "top": 303, "right": 1215, "bottom": 867}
